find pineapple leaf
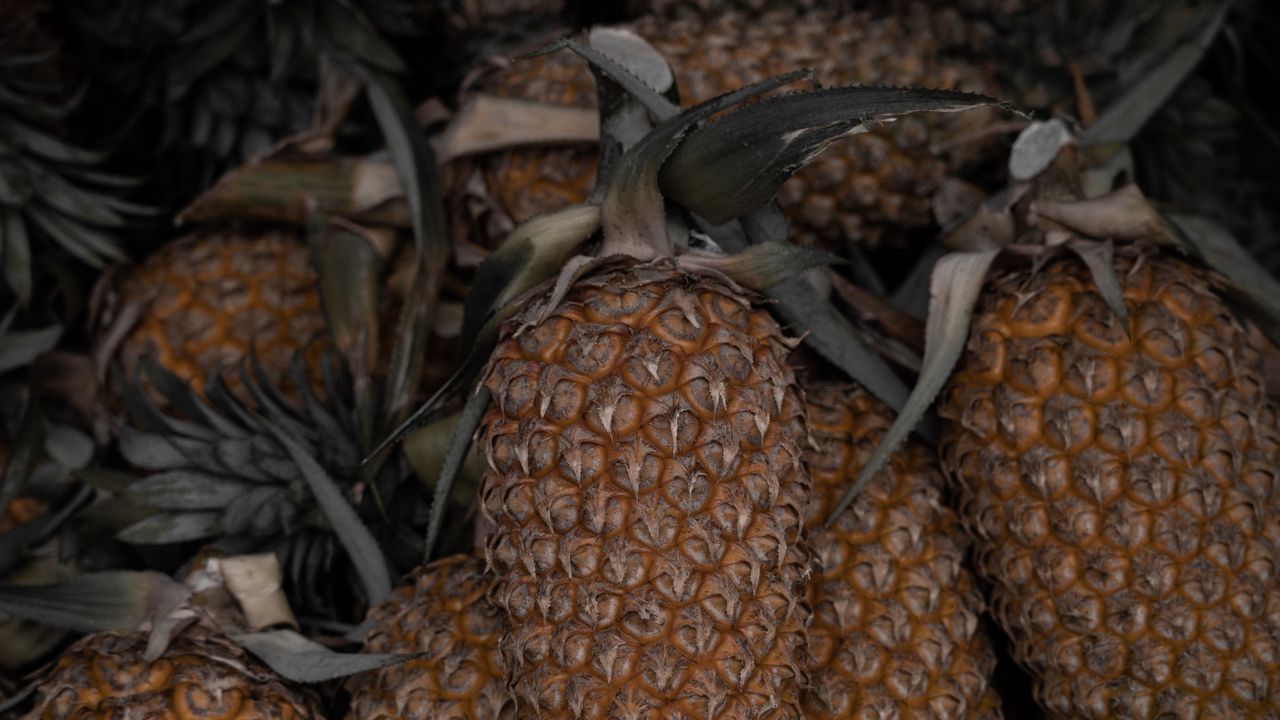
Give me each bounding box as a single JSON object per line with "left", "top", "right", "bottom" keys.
{"left": 27, "top": 206, "right": 128, "bottom": 267}
{"left": 0, "top": 571, "right": 189, "bottom": 634}
{"left": 1068, "top": 239, "right": 1131, "bottom": 336}
{"left": 117, "top": 426, "right": 205, "bottom": 470}
{"left": 678, "top": 242, "right": 842, "bottom": 291}
{"left": 527, "top": 36, "right": 677, "bottom": 121}
{"left": 6, "top": 120, "right": 109, "bottom": 165}
{"left": 0, "top": 324, "right": 60, "bottom": 375}
{"left": 437, "top": 95, "right": 600, "bottom": 162}
{"left": 309, "top": 218, "right": 381, "bottom": 379}
{"left": 267, "top": 423, "right": 392, "bottom": 604}
{"left": 118, "top": 511, "right": 223, "bottom": 544}
{"left": 357, "top": 64, "right": 447, "bottom": 428}
{"left": 661, "top": 87, "right": 1005, "bottom": 225}
{"left": 0, "top": 395, "right": 45, "bottom": 512}
{"left": 768, "top": 276, "right": 911, "bottom": 412}
{"left": 2, "top": 208, "right": 31, "bottom": 304}
{"left": 1084, "top": 3, "right": 1226, "bottom": 146}
{"left": 602, "top": 70, "right": 808, "bottom": 258}
{"left": 1168, "top": 213, "right": 1280, "bottom": 346}
{"left": 233, "top": 628, "right": 421, "bottom": 684}
{"left": 459, "top": 204, "right": 603, "bottom": 356}
{"left": 695, "top": 214, "right": 912, "bottom": 411}
{"left": 319, "top": 0, "right": 406, "bottom": 74}
{"left": 423, "top": 385, "right": 491, "bottom": 559}
{"left": 828, "top": 249, "right": 999, "bottom": 524}
{"left": 123, "top": 471, "right": 253, "bottom": 511}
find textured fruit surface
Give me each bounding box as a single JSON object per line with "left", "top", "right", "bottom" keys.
{"left": 939, "top": 245, "right": 1280, "bottom": 717}
{"left": 456, "top": 7, "right": 1002, "bottom": 250}
{"left": 0, "top": 497, "right": 50, "bottom": 534}
{"left": 479, "top": 262, "right": 812, "bottom": 718}
{"left": 346, "top": 555, "right": 513, "bottom": 720}
{"left": 116, "top": 229, "right": 329, "bottom": 397}
{"left": 23, "top": 630, "right": 321, "bottom": 719}
{"left": 804, "top": 383, "right": 1002, "bottom": 718}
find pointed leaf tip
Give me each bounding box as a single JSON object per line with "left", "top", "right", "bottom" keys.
{"left": 827, "top": 249, "right": 998, "bottom": 524}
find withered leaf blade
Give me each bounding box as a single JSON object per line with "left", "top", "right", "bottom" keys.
{"left": 233, "top": 629, "right": 420, "bottom": 683}
{"left": 422, "top": 385, "right": 491, "bottom": 559}
{"left": 662, "top": 86, "right": 1004, "bottom": 225}
{"left": 1069, "top": 238, "right": 1130, "bottom": 336}
{"left": 829, "top": 249, "right": 999, "bottom": 524}
{"left": 459, "top": 204, "right": 602, "bottom": 355}
{"left": 308, "top": 218, "right": 381, "bottom": 376}
{"left": 1168, "top": 212, "right": 1280, "bottom": 347}
{"left": 678, "top": 242, "right": 841, "bottom": 291}
{"left": 357, "top": 64, "right": 448, "bottom": 428}
{"left": 2, "top": 208, "right": 31, "bottom": 305}
{"left": 267, "top": 423, "right": 391, "bottom": 604}
{"left": 1084, "top": 3, "right": 1226, "bottom": 146}
{"left": 601, "top": 70, "right": 808, "bottom": 258}
{"left": 0, "top": 571, "right": 190, "bottom": 634}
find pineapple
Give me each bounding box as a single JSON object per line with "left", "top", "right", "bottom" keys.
{"left": 937, "top": 163, "right": 1280, "bottom": 712}
{"left": 803, "top": 383, "right": 1002, "bottom": 718}
{"left": 101, "top": 227, "right": 329, "bottom": 399}
{"left": 478, "top": 262, "right": 812, "bottom": 718}
{"left": 452, "top": 7, "right": 1004, "bottom": 251}
{"left": 21, "top": 628, "right": 322, "bottom": 720}
{"left": 346, "top": 555, "right": 513, "bottom": 719}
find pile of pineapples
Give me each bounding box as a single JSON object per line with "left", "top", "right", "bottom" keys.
{"left": 2, "top": 1, "right": 1279, "bottom": 719}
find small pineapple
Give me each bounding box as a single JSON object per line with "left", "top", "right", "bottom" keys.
{"left": 478, "top": 263, "right": 812, "bottom": 718}
{"left": 803, "top": 383, "right": 1002, "bottom": 718}
{"left": 937, "top": 151, "right": 1280, "bottom": 713}
{"left": 453, "top": 7, "right": 1003, "bottom": 251}
{"left": 346, "top": 555, "right": 513, "bottom": 719}
{"left": 21, "top": 629, "right": 322, "bottom": 720}
{"left": 102, "top": 227, "right": 329, "bottom": 398}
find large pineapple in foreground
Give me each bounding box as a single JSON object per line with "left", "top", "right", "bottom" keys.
{"left": 454, "top": 7, "right": 1003, "bottom": 251}
{"left": 99, "top": 227, "right": 329, "bottom": 398}
{"left": 478, "top": 262, "right": 813, "bottom": 718}
{"left": 937, "top": 171, "right": 1280, "bottom": 713}
{"left": 804, "top": 383, "right": 1002, "bottom": 718}
{"left": 346, "top": 555, "right": 513, "bottom": 719}
{"left": 22, "top": 629, "right": 322, "bottom": 719}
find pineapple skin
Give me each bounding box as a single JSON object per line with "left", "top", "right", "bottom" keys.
{"left": 23, "top": 630, "right": 322, "bottom": 719}
{"left": 114, "top": 229, "right": 329, "bottom": 397}
{"left": 479, "top": 262, "right": 812, "bottom": 718}
{"left": 939, "top": 245, "right": 1280, "bottom": 717}
{"left": 453, "top": 7, "right": 1002, "bottom": 251}
{"left": 804, "top": 384, "right": 1002, "bottom": 718}
{"left": 346, "top": 555, "right": 513, "bottom": 720}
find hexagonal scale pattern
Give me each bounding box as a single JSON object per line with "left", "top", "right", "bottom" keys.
{"left": 347, "top": 555, "right": 514, "bottom": 720}
{"left": 24, "top": 630, "right": 322, "bottom": 720}
{"left": 116, "top": 229, "right": 329, "bottom": 398}
{"left": 939, "top": 245, "right": 1280, "bottom": 718}
{"left": 479, "top": 263, "right": 812, "bottom": 719}
{"left": 804, "top": 384, "right": 1003, "bottom": 718}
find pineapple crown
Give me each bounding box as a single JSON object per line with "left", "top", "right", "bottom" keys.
{"left": 0, "top": 6, "right": 149, "bottom": 317}
{"left": 100, "top": 353, "right": 422, "bottom": 619}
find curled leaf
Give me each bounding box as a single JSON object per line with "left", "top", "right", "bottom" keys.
{"left": 233, "top": 628, "right": 420, "bottom": 684}
{"left": 662, "top": 86, "right": 1005, "bottom": 225}
{"left": 828, "top": 249, "right": 998, "bottom": 524}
